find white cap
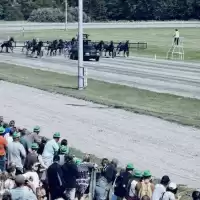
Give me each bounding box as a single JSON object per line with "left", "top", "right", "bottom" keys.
{"left": 168, "top": 182, "right": 177, "bottom": 190}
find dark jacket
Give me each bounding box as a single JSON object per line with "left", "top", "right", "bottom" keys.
{"left": 114, "top": 171, "right": 133, "bottom": 198}
{"left": 62, "top": 161, "right": 79, "bottom": 188}
{"left": 24, "top": 152, "right": 38, "bottom": 171}
{"left": 47, "top": 162, "right": 66, "bottom": 191}
{"left": 102, "top": 163, "right": 117, "bottom": 183}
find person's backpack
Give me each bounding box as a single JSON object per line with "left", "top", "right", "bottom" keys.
{"left": 138, "top": 181, "right": 153, "bottom": 199}
{"left": 159, "top": 192, "right": 165, "bottom": 200}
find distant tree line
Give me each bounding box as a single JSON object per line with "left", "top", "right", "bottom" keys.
{"left": 0, "top": 0, "right": 200, "bottom": 22}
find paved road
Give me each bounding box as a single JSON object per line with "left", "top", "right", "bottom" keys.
{"left": 1, "top": 49, "right": 200, "bottom": 99}
{"left": 1, "top": 81, "right": 200, "bottom": 188}
{"left": 0, "top": 21, "right": 200, "bottom": 31}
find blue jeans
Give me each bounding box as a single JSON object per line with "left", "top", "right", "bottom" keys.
{"left": 95, "top": 178, "right": 111, "bottom": 200}
{"left": 0, "top": 155, "right": 6, "bottom": 172}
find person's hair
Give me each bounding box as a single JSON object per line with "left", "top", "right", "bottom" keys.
{"left": 160, "top": 176, "right": 170, "bottom": 186}
{"left": 141, "top": 195, "right": 150, "bottom": 200}
{"left": 64, "top": 154, "right": 73, "bottom": 163}
{"left": 101, "top": 158, "right": 109, "bottom": 166}
{"left": 82, "top": 154, "right": 90, "bottom": 162}
{"left": 53, "top": 155, "right": 60, "bottom": 162}
{"left": 2, "top": 191, "right": 12, "bottom": 200}
{"left": 192, "top": 191, "right": 200, "bottom": 200}
{"left": 166, "top": 187, "right": 178, "bottom": 195}
{"left": 61, "top": 139, "right": 68, "bottom": 146}
{"left": 3, "top": 123, "right": 8, "bottom": 128}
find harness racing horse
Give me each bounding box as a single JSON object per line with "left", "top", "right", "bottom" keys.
{"left": 0, "top": 37, "right": 15, "bottom": 53}
{"left": 116, "top": 41, "right": 129, "bottom": 57}
{"left": 63, "top": 41, "right": 72, "bottom": 57}
{"left": 103, "top": 41, "right": 116, "bottom": 58}
{"left": 31, "top": 41, "right": 44, "bottom": 58}
{"left": 46, "top": 40, "right": 58, "bottom": 56}
{"left": 95, "top": 41, "right": 104, "bottom": 56}
{"left": 57, "top": 39, "right": 64, "bottom": 55}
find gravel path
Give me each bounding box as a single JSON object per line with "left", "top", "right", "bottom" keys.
{"left": 0, "top": 81, "right": 200, "bottom": 188}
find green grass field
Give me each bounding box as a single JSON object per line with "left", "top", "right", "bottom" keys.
{"left": 1, "top": 28, "right": 200, "bottom": 60}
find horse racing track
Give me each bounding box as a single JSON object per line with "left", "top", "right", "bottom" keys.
{"left": 0, "top": 45, "right": 200, "bottom": 99}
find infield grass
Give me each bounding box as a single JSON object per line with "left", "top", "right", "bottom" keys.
{"left": 0, "top": 28, "right": 200, "bottom": 60}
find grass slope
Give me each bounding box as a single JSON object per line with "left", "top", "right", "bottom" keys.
{"left": 0, "top": 62, "right": 195, "bottom": 198}
{"left": 1, "top": 28, "right": 200, "bottom": 60}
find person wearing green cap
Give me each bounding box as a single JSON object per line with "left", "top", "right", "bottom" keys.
{"left": 24, "top": 143, "right": 47, "bottom": 171}
{"left": 114, "top": 163, "right": 134, "bottom": 199}
{"left": 137, "top": 170, "right": 154, "bottom": 199}
{"left": 7, "top": 132, "right": 26, "bottom": 175}
{"left": 58, "top": 145, "right": 69, "bottom": 165}
{"left": 42, "top": 132, "right": 61, "bottom": 167}
{"left": 126, "top": 170, "right": 143, "bottom": 200}
{"left": 0, "top": 126, "right": 7, "bottom": 172}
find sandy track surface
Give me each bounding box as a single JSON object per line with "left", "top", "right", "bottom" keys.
{"left": 1, "top": 50, "right": 200, "bottom": 99}
{"left": 0, "top": 81, "right": 200, "bottom": 187}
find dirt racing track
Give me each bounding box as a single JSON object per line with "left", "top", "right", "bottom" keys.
{"left": 0, "top": 48, "right": 200, "bottom": 99}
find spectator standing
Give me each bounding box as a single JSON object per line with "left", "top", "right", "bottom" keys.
{"left": 58, "top": 145, "right": 69, "bottom": 166}
{"left": 114, "top": 163, "right": 134, "bottom": 200}
{"left": 62, "top": 155, "right": 79, "bottom": 200}
{"left": 76, "top": 155, "right": 96, "bottom": 200}
{"left": 137, "top": 170, "right": 154, "bottom": 199}
{"left": 58, "top": 139, "right": 69, "bottom": 155}
{"left": 30, "top": 126, "right": 42, "bottom": 144}
{"left": 7, "top": 132, "right": 26, "bottom": 175}
{"left": 126, "top": 170, "right": 143, "bottom": 200}
{"left": 24, "top": 143, "right": 47, "bottom": 171}
{"left": 9, "top": 174, "right": 37, "bottom": 200}
{"left": 0, "top": 127, "right": 8, "bottom": 172}
{"left": 0, "top": 116, "right": 3, "bottom": 126}
{"left": 174, "top": 29, "right": 180, "bottom": 45}
{"left": 20, "top": 129, "right": 32, "bottom": 154}
{"left": 47, "top": 155, "right": 66, "bottom": 200}
{"left": 152, "top": 175, "right": 170, "bottom": 200}
{"left": 162, "top": 182, "right": 181, "bottom": 200}
{"left": 95, "top": 158, "right": 118, "bottom": 200}
{"left": 42, "top": 132, "right": 61, "bottom": 167}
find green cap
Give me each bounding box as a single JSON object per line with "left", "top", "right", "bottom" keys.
{"left": 73, "top": 157, "right": 82, "bottom": 165}
{"left": 143, "top": 170, "right": 152, "bottom": 177}
{"left": 126, "top": 163, "right": 134, "bottom": 170}
{"left": 0, "top": 127, "right": 5, "bottom": 135}
{"left": 134, "top": 170, "right": 143, "bottom": 178}
{"left": 12, "top": 132, "right": 20, "bottom": 139}
{"left": 60, "top": 145, "right": 68, "bottom": 154}
{"left": 33, "top": 126, "right": 40, "bottom": 132}
{"left": 53, "top": 132, "right": 61, "bottom": 138}
{"left": 31, "top": 143, "right": 39, "bottom": 149}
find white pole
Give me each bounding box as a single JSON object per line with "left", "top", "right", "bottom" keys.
{"left": 65, "top": 0, "right": 68, "bottom": 30}
{"left": 78, "top": 0, "right": 84, "bottom": 89}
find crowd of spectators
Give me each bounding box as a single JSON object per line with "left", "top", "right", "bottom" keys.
{"left": 0, "top": 116, "right": 199, "bottom": 200}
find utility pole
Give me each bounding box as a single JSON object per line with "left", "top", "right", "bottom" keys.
{"left": 78, "top": 0, "right": 85, "bottom": 90}
{"left": 65, "top": 0, "right": 68, "bottom": 30}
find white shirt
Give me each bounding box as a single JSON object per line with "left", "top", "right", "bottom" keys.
{"left": 23, "top": 171, "right": 40, "bottom": 193}
{"left": 4, "top": 133, "right": 13, "bottom": 144}
{"left": 175, "top": 31, "right": 179, "bottom": 38}
{"left": 129, "top": 180, "right": 138, "bottom": 197}
{"left": 152, "top": 184, "right": 166, "bottom": 200}
{"left": 162, "top": 191, "right": 176, "bottom": 200}
{"left": 42, "top": 139, "right": 59, "bottom": 167}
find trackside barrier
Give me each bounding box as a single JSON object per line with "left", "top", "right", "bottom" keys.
{"left": 89, "top": 169, "right": 96, "bottom": 200}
